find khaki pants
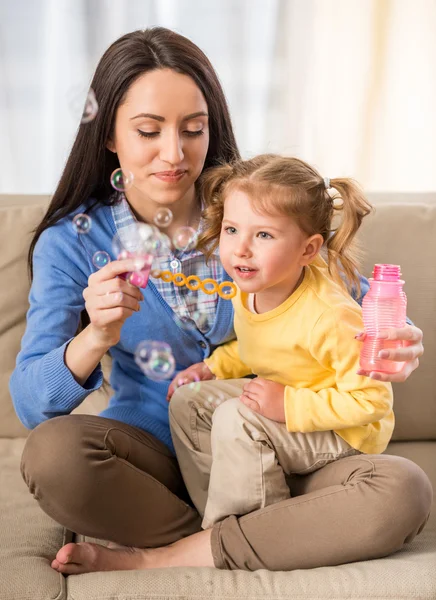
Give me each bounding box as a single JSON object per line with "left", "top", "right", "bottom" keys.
{"left": 169, "top": 379, "right": 361, "bottom": 528}
{"left": 21, "top": 407, "right": 432, "bottom": 571}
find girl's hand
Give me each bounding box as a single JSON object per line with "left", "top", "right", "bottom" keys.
{"left": 83, "top": 258, "right": 145, "bottom": 349}
{"left": 167, "top": 362, "right": 215, "bottom": 401}
{"left": 240, "top": 377, "right": 286, "bottom": 422}
{"left": 356, "top": 325, "right": 424, "bottom": 382}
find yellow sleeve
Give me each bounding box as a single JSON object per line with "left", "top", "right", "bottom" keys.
{"left": 204, "top": 340, "right": 252, "bottom": 379}
{"left": 284, "top": 306, "right": 393, "bottom": 432}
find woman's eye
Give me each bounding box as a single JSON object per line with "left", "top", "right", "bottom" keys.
{"left": 258, "top": 231, "right": 272, "bottom": 239}
{"left": 184, "top": 130, "right": 204, "bottom": 137}
{"left": 137, "top": 130, "right": 159, "bottom": 138}
{"left": 224, "top": 226, "right": 237, "bottom": 235}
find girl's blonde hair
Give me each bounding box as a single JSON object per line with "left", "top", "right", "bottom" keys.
{"left": 198, "top": 154, "right": 372, "bottom": 295}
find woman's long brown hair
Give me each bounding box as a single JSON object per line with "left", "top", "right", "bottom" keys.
{"left": 28, "top": 27, "right": 240, "bottom": 278}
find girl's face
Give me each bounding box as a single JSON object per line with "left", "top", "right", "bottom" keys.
{"left": 219, "top": 189, "right": 322, "bottom": 297}
{"left": 108, "top": 68, "right": 210, "bottom": 211}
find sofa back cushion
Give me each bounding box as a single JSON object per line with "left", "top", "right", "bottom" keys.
{"left": 358, "top": 194, "right": 436, "bottom": 441}
{"left": 0, "top": 198, "right": 50, "bottom": 437}
{"left": 0, "top": 193, "right": 435, "bottom": 441}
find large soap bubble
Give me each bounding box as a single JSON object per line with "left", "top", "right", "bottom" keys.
{"left": 112, "top": 222, "right": 159, "bottom": 259}
{"left": 134, "top": 340, "right": 176, "bottom": 381}
{"left": 172, "top": 226, "right": 198, "bottom": 252}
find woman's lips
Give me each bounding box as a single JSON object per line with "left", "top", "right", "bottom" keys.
{"left": 153, "top": 170, "right": 186, "bottom": 183}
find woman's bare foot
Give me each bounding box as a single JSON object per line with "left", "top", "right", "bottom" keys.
{"left": 51, "top": 542, "right": 148, "bottom": 575}
{"left": 51, "top": 529, "right": 214, "bottom": 575}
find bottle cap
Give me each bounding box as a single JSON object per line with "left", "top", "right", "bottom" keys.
{"left": 373, "top": 264, "right": 401, "bottom": 282}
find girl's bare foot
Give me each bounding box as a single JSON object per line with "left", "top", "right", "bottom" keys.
{"left": 51, "top": 529, "right": 214, "bottom": 575}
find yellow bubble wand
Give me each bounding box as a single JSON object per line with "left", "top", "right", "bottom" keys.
{"left": 151, "top": 270, "right": 237, "bottom": 299}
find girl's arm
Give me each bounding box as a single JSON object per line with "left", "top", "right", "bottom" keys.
{"left": 204, "top": 339, "right": 252, "bottom": 380}
{"left": 283, "top": 305, "right": 393, "bottom": 433}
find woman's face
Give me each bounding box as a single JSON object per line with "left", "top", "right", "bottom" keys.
{"left": 108, "top": 68, "right": 210, "bottom": 210}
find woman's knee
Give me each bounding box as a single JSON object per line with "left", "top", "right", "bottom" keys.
{"left": 366, "top": 454, "right": 433, "bottom": 548}
{"left": 21, "top": 414, "right": 96, "bottom": 496}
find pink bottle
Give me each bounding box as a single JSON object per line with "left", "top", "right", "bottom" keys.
{"left": 359, "top": 264, "right": 407, "bottom": 374}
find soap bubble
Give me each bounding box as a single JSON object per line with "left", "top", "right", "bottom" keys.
{"left": 154, "top": 230, "right": 172, "bottom": 254}
{"left": 204, "top": 393, "right": 224, "bottom": 410}
{"left": 67, "top": 86, "right": 98, "bottom": 124}
{"left": 172, "top": 226, "right": 198, "bottom": 252}
{"left": 153, "top": 208, "right": 173, "bottom": 228}
{"left": 112, "top": 223, "right": 159, "bottom": 259}
{"left": 110, "top": 168, "right": 134, "bottom": 192}
{"left": 135, "top": 340, "right": 176, "bottom": 381}
{"left": 72, "top": 213, "right": 92, "bottom": 234}
{"left": 188, "top": 380, "right": 202, "bottom": 393}
{"left": 175, "top": 372, "right": 200, "bottom": 391}
{"left": 92, "top": 251, "right": 111, "bottom": 269}
{"left": 81, "top": 88, "right": 98, "bottom": 124}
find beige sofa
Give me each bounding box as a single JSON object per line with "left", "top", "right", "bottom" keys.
{"left": 0, "top": 193, "right": 435, "bottom": 600}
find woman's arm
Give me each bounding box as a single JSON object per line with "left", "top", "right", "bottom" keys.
{"left": 9, "top": 226, "right": 103, "bottom": 428}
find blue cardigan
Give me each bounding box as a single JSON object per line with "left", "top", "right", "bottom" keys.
{"left": 9, "top": 202, "right": 235, "bottom": 452}
{"left": 10, "top": 201, "right": 372, "bottom": 453}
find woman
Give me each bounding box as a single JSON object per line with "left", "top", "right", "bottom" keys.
{"left": 10, "top": 27, "right": 431, "bottom": 575}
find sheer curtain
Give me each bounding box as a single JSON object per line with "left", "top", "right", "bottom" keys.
{"left": 1, "top": 0, "right": 435, "bottom": 195}
{"left": 266, "top": 0, "right": 436, "bottom": 191}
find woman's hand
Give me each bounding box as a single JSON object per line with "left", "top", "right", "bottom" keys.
{"left": 83, "top": 258, "right": 145, "bottom": 349}
{"left": 356, "top": 325, "right": 424, "bottom": 382}
{"left": 167, "top": 362, "right": 215, "bottom": 401}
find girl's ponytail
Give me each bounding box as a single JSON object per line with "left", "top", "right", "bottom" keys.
{"left": 325, "top": 178, "right": 372, "bottom": 297}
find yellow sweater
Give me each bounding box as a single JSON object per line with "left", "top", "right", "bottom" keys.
{"left": 205, "top": 261, "right": 394, "bottom": 454}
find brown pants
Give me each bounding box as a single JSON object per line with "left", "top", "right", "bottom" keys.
{"left": 21, "top": 413, "right": 432, "bottom": 571}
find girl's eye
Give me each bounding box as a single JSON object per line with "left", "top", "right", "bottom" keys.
{"left": 224, "top": 226, "right": 237, "bottom": 235}
{"left": 258, "top": 231, "right": 272, "bottom": 239}
{"left": 137, "top": 130, "right": 159, "bottom": 138}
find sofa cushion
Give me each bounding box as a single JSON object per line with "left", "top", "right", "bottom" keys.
{"left": 0, "top": 437, "right": 72, "bottom": 600}
{"left": 0, "top": 436, "right": 434, "bottom": 599}
{"left": 69, "top": 441, "right": 436, "bottom": 600}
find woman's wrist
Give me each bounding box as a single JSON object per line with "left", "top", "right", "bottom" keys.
{"left": 86, "top": 324, "right": 117, "bottom": 354}
{"left": 65, "top": 325, "right": 112, "bottom": 386}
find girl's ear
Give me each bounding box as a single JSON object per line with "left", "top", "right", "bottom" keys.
{"left": 300, "top": 234, "right": 324, "bottom": 266}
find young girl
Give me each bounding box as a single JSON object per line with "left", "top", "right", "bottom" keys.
{"left": 167, "top": 154, "right": 394, "bottom": 528}
{"left": 10, "top": 27, "right": 428, "bottom": 575}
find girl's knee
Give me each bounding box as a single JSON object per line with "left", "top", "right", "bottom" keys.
{"left": 169, "top": 387, "right": 197, "bottom": 426}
